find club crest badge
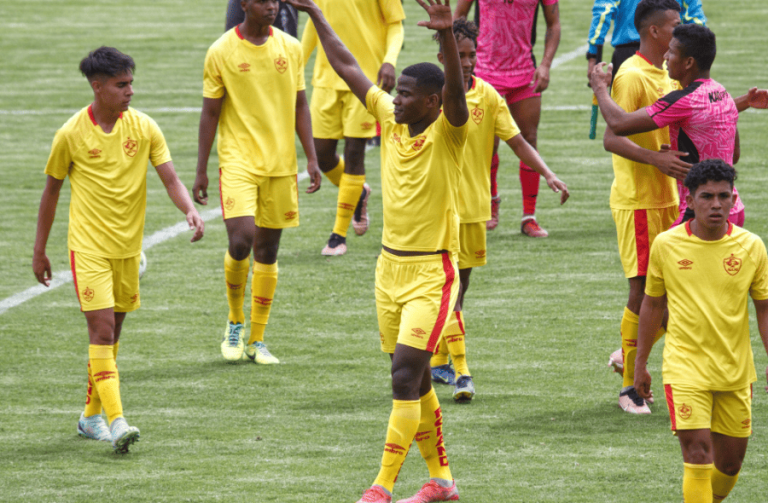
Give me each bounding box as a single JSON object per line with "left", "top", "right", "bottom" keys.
{"left": 225, "top": 197, "right": 236, "bottom": 212}
{"left": 723, "top": 254, "right": 742, "bottom": 276}
{"left": 82, "top": 287, "right": 95, "bottom": 303}
{"left": 412, "top": 137, "right": 426, "bottom": 151}
{"left": 678, "top": 403, "right": 692, "bottom": 420}
{"left": 123, "top": 137, "right": 138, "bottom": 157}
{"left": 471, "top": 107, "right": 484, "bottom": 125}
{"left": 274, "top": 56, "right": 288, "bottom": 74}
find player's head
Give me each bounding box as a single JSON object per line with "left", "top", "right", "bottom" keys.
{"left": 393, "top": 63, "right": 445, "bottom": 124}
{"left": 435, "top": 19, "right": 479, "bottom": 89}
{"left": 240, "top": 0, "right": 278, "bottom": 27}
{"left": 80, "top": 47, "right": 135, "bottom": 111}
{"left": 667, "top": 24, "right": 717, "bottom": 79}
{"left": 634, "top": 0, "right": 681, "bottom": 49}
{"left": 685, "top": 159, "right": 737, "bottom": 229}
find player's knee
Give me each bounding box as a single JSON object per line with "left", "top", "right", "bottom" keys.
{"left": 390, "top": 366, "right": 419, "bottom": 398}
{"left": 719, "top": 460, "right": 742, "bottom": 476}
{"left": 254, "top": 243, "right": 279, "bottom": 265}
{"left": 229, "top": 239, "right": 252, "bottom": 261}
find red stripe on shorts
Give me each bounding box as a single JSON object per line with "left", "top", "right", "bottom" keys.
{"left": 70, "top": 250, "right": 83, "bottom": 312}
{"left": 218, "top": 168, "right": 226, "bottom": 220}
{"left": 456, "top": 311, "right": 465, "bottom": 335}
{"left": 634, "top": 209, "right": 649, "bottom": 276}
{"left": 665, "top": 384, "right": 676, "bottom": 430}
{"left": 427, "top": 253, "right": 456, "bottom": 352}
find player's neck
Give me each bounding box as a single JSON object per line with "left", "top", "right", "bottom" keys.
{"left": 679, "top": 70, "right": 710, "bottom": 88}
{"left": 408, "top": 110, "right": 440, "bottom": 137}
{"left": 690, "top": 218, "right": 728, "bottom": 241}
{"left": 239, "top": 20, "right": 271, "bottom": 45}
{"left": 90, "top": 101, "right": 121, "bottom": 133}
{"left": 637, "top": 42, "right": 664, "bottom": 69}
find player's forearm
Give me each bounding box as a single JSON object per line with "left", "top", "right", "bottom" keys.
{"left": 753, "top": 299, "right": 768, "bottom": 357}
{"left": 604, "top": 131, "right": 657, "bottom": 166}
{"left": 636, "top": 294, "right": 665, "bottom": 368}
{"left": 438, "top": 28, "right": 468, "bottom": 126}
{"left": 594, "top": 87, "right": 628, "bottom": 133}
{"left": 156, "top": 162, "right": 197, "bottom": 215}
{"left": 383, "top": 22, "right": 404, "bottom": 68}
{"left": 33, "top": 177, "right": 63, "bottom": 256}
{"left": 305, "top": 5, "right": 362, "bottom": 86}
{"left": 295, "top": 91, "right": 317, "bottom": 164}
{"left": 540, "top": 10, "right": 561, "bottom": 68}
{"left": 734, "top": 93, "right": 750, "bottom": 113}
{"left": 196, "top": 112, "right": 218, "bottom": 175}
{"left": 453, "top": 0, "right": 472, "bottom": 19}
{"left": 507, "top": 135, "right": 554, "bottom": 180}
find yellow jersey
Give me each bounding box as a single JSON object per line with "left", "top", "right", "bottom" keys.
{"left": 646, "top": 222, "right": 768, "bottom": 390}
{"left": 460, "top": 76, "right": 520, "bottom": 223}
{"left": 610, "top": 53, "right": 679, "bottom": 210}
{"left": 203, "top": 26, "right": 305, "bottom": 176}
{"left": 44, "top": 105, "right": 171, "bottom": 258}
{"left": 305, "top": 0, "right": 405, "bottom": 90}
{"left": 366, "top": 87, "right": 468, "bottom": 253}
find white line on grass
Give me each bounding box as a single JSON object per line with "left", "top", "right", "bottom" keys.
{"left": 0, "top": 172, "right": 309, "bottom": 316}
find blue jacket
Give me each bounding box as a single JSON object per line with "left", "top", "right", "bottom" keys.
{"left": 587, "top": 0, "right": 706, "bottom": 56}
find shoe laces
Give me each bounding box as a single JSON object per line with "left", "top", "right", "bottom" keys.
{"left": 256, "top": 342, "right": 273, "bottom": 357}
{"left": 227, "top": 323, "right": 242, "bottom": 346}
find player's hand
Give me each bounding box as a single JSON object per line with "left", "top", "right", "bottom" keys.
{"left": 545, "top": 175, "right": 569, "bottom": 205}
{"left": 532, "top": 64, "right": 550, "bottom": 93}
{"left": 586, "top": 58, "right": 597, "bottom": 87}
{"left": 747, "top": 87, "right": 768, "bottom": 109}
{"left": 306, "top": 159, "right": 322, "bottom": 193}
{"left": 588, "top": 62, "right": 612, "bottom": 93}
{"left": 193, "top": 173, "right": 209, "bottom": 205}
{"left": 377, "top": 63, "right": 396, "bottom": 94}
{"left": 415, "top": 0, "right": 453, "bottom": 32}
{"left": 186, "top": 210, "right": 205, "bottom": 242}
{"left": 33, "top": 252, "right": 52, "bottom": 287}
{"left": 651, "top": 149, "right": 692, "bottom": 181}
{"left": 634, "top": 365, "right": 653, "bottom": 400}
{"left": 281, "top": 0, "right": 317, "bottom": 13}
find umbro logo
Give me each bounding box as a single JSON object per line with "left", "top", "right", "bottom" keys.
{"left": 678, "top": 259, "right": 693, "bottom": 270}
{"left": 338, "top": 202, "right": 355, "bottom": 211}
{"left": 284, "top": 211, "right": 297, "bottom": 220}
{"left": 361, "top": 122, "right": 374, "bottom": 130}
{"left": 742, "top": 418, "right": 751, "bottom": 429}
{"left": 239, "top": 63, "right": 251, "bottom": 72}
{"left": 253, "top": 296, "right": 272, "bottom": 306}
{"left": 88, "top": 148, "right": 102, "bottom": 158}
{"left": 94, "top": 371, "right": 116, "bottom": 383}
{"left": 412, "top": 328, "right": 426, "bottom": 335}
{"left": 384, "top": 443, "right": 406, "bottom": 455}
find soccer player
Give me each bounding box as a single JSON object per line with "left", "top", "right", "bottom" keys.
{"left": 586, "top": 0, "right": 705, "bottom": 83}
{"left": 429, "top": 18, "right": 569, "bottom": 402}
{"left": 226, "top": 0, "right": 300, "bottom": 37}
{"left": 635, "top": 159, "right": 768, "bottom": 503}
{"left": 301, "top": 0, "right": 405, "bottom": 256}
{"left": 194, "top": 0, "right": 322, "bottom": 364}
{"left": 287, "top": 0, "right": 466, "bottom": 501}
{"left": 454, "top": 0, "right": 560, "bottom": 236}
{"left": 32, "top": 47, "right": 205, "bottom": 453}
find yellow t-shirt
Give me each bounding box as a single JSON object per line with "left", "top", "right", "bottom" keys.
{"left": 44, "top": 105, "right": 172, "bottom": 258}
{"left": 203, "top": 26, "right": 305, "bottom": 176}
{"left": 646, "top": 222, "right": 768, "bottom": 390}
{"left": 366, "top": 87, "right": 468, "bottom": 253}
{"left": 460, "top": 76, "right": 520, "bottom": 223}
{"left": 307, "top": 0, "right": 405, "bottom": 90}
{"left": 610, "top": 54, "right": 679, "bottom": 210}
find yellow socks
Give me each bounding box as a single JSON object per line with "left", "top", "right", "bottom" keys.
{"left": 621, "top": 307, "right": 639, "bottom": 388}
{"left": 712, "top": 466, "right": 739, "bottom": 501}
{"left": 84, "top": 341, "right": 120, "bottom": 417}
{"left": 324, "top": 157, "right": 344, "bottom": 187}
{"left": 89, "top": 344, "right": 123, "bottom": 424}
{"left": 373, "top": 399, "right": 420, "bottom": 492}
{"left": 414, "top": 388, "right": 452, "bottom": 481}
{"left": 445, "top": 311, "right": 469, "bottom": 377}
{"left": 683, "top": 463, "right": 713, "bottom": 502}
{"left": 249, "top": 261, "right": 278, "bottom": 345}
{"left": 333, "top": 173, "right": 365, "bottom": 237}
{"left": 430, "top": 337, "right": 450, "bottom": 367}
{"left": 225, "top": 251, "right": 250, "bottom": 324}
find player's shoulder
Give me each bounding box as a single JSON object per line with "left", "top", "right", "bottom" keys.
{"left": 55, "top": 106, "right": 93, "bottom": 147}
{"left": 122, "top": 107, "right": 161, "bottom": 130}
{"left": 729, "top": 225, "right": 767, "bottom": 253}
{"left": 207, "top": 28, "right": 238, "bottom": 55}
{"left": 655, "top": 223, "right": 690, "bottom": 250}
{"left": 273, "top": 27, "right": 300, "bottom": 49}
{"left": 659, "top": 79, "right": 706, "bottom": 106}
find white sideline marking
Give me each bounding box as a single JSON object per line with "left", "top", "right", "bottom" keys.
{"left": 552, "top": 44, "right": 589, "bottom": 69}
{"left": 0, "top": 171, "right": 310, "bottom": 316}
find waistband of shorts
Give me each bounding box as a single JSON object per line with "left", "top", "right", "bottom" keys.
{"left": 380, "top": 249, "right": 455, "bottom": 264}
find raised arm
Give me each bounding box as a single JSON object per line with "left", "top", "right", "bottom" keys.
{"left": 589, "top": 62, "right": 658, "bottom": 136}
{"left": 418, "top": 0, "right": 468, "bottom": 127}
{"left": 194, "top": 96, "right": 223, "bottom": 205}
{"left": 377, "top": 21, "right": 404, "bottom": 93}
{"left": 453, "top": 0, "right": 472, "bottom": 19}
{"left": 532, "top": 2, "right": 561, "bottom": 93}
{"left": 155, "top": 161, "right": 205, "bottom": 242}
{"left": 634, "top": 293, "right": 667, "bottom": 400}
{"left": 285, "top": 0, "right": 374, "bottom": 104}
{"left": 33, "top": 175, "right": 65, "bottom": 286}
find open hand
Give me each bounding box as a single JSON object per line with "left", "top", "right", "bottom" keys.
{"left": 281, "top": 0, "right": 317, "bottom": 13}
{"left": 747, "top": 87, "right": 768, "bottom": 109}
{"left": 415, "top": 0, "right": 453, "bottom": 31}
{"left": 652, "top": 149, "right": 691, "bottom": 181}
{"left": 186, "top": 211, "right": 205, "bottom": 242}
{"left": 545, "top": 175, "right": 569, "bottom": 205}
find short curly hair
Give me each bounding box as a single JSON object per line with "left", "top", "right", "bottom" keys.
{"left": 684, "top": 159, "right": 737, "bottom": 195}
{"left": 433, "top": 18, "right": 479, "bottom": 52}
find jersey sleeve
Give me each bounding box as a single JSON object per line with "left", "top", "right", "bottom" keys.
{"left": 611, "top": 68, "right": 645, "bottom": 113}
{"left": 365, "top": 86, "right": 393, "bottom": 122}
{"left": 44, "top": 129, "right": 72, "bottom": 180}
{"left": 494, "top": 96, "right": 521, "bottom": 142}
{"left": 682, "top": 0, "right": 707, "bottom": 26}
{"left": 203, "top": 45, "right": 225, "bottom": 99}
{"left": 750, "top": 238, "right": 768, "bottom": 300}
{"left": 437, "top": 113, "right": 468, "bottom": 151}
{"left": 588, "top": 0, "right": 616, "bottom": 54}
{"left": 147, "top": 117, "right": 172, "bottom": 167}
{"left": 379, "top": 0, "right": 406, "bottom": 24}
{"left": 542, "top": 0, "right": 558, "bottom": 5}
{"left": 646, "top": 90, "right": 694, "bottom": 130}
{"left": 645, "top": 237, "right": 667, "bottom": 297}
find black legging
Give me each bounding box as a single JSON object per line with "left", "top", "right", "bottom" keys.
{"left": 225, "top": 0, "right": 299, "bottom": 37}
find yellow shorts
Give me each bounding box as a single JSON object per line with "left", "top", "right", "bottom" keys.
{"left": 375, "top": 250, "right": 460, "bottom": 354}
{"left": 219, "top": 168, "right": 299, "bottom": 228}
{"left": 310, "top": 86, "right": 377, "bottom": 139}
{"left": 458, "top": 222, "right": 487, "bottom": 269}
{"left": 612, "top": 206, "right": 677, "bottom": 278}
{"left": 664, "top": 383, "right": 753, "bottom": 438}
{"left": 69, "top": 250, "right": 141, "bottom": 313}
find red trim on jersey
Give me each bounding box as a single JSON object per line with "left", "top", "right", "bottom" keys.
{"left": 269, "top": 26, "right": 273, "bottom": 37}
{"left": 219, "top": 168, "right": 226, "bottom": 220}
{"left": 456, "top": 311, "right": 465, "bottom": 335}
{"left": 426, "top": 254, "right": 456, "bottom": 352}
{"left": 665, "top": 384, "right": 677, "bottom": 430}
{"left": 469, "top": 76, "right": 476, "bottom": 90}
{"left": 726, "top": 222, "right": 734, "bottom": 236}
{"left": 634, "top": 209, "right": 650, "bottom": 276}
{"left": 635, "top": 51, "right": 653, "bottom": 66}
{"left": 685, "top": 220, "right": 693, "bottom": 236}
{"left": 235, "top": 25, "right": 244, "bottom": 39}
{"left": 70, "top": 251, "right": 83, "bottom": 312}
{"left": 87, "top": 105, "right": 98, "bottom": 126}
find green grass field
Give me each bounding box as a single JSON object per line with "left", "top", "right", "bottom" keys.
{"left": 2, "top": 1, "right": 768, "bottom": 501}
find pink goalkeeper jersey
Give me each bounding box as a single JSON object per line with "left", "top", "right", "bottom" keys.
{"left": 646, "top": 78, "right": 742, "bottom": 218}
{"left": 473, "top": 0, "right": 558, "bottom": 90}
